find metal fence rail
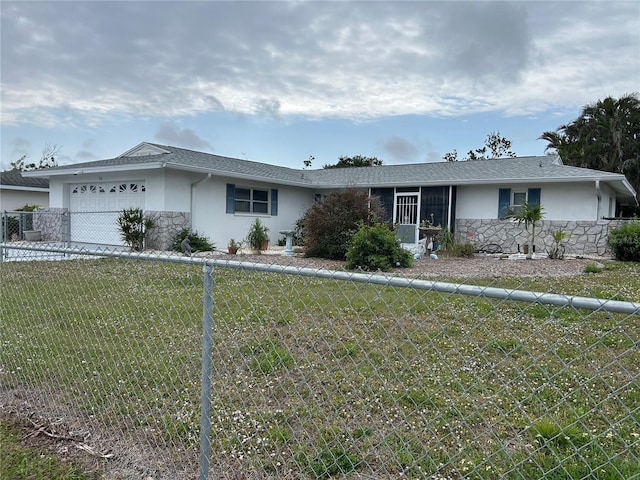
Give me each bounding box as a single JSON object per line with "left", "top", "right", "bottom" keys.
{"left": 1, "top": 243, "right": 638, "bottom": 479}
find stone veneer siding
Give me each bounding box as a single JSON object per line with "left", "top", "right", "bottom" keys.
{"left": 32, "top": 208, "right": 70, "bottom": 242}
{"left": 455, "top": 218, "right": 628, "bottom": 257}
{"left": 145, "top": 210, "right": 190, "bottom": 251}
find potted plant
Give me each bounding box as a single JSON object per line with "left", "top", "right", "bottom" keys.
{"left": 419, "top": 213, "right": 442, "bottom": 237}
{"left": 227, "top": 238, "right": 242, "bottom": 254}
{"left": 247, "top": 218, "right": 269, "bottom": 252}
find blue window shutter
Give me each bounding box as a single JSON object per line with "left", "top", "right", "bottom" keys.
{"left": 498, "top": 188, "right": 511, "bottom": 219}
{"left": 528, "top": 188, "right": 541, "bottom": 206}
{"left": 271, "top": 189, "right": 278, "bottom": 216}
{"left": 226, "top": 184, "right": 235, "bottom": 214}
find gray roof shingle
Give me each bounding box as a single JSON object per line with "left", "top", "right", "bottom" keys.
{"left": 23, "top": 142, "right": 635, "bottom": 197}
{"left": 0, "top": 170, "right": 49, "bottom": 189}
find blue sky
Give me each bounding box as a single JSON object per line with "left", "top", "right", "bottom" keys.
{"left": 1, "top": 1, "right": 639, "bottom": 171}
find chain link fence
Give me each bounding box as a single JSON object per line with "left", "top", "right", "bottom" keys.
{"left": 1, "top": 243, "right": 638, "bottom": 479}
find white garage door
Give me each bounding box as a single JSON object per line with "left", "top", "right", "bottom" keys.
{"left": 69, "top": 181, "right": 146, "bottom": 245}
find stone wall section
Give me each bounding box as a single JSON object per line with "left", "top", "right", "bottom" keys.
{"left": 455, "top": 218, "right": 627, "bottom": 257}
{"left": 32, "top": 208, "right": 69, "bottom": 242}
{"left": 145, "top": 210, "right": 190, "bottom": 251}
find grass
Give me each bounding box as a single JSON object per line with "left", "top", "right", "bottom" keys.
{"left": 0, "top": 420, "right": 96, "bottom": 480}
{"left": 1, "top": 257, "right": 639, "bottom": 478}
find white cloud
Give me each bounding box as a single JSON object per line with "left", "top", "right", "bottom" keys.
{"left": 1, "top": 1, "right": 638, "bottom": 128}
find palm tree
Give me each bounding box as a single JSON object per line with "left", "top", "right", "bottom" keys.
{"left": 540, "top": 94, "right": 640, "bottom": 204}
{"left": 507, "top": 201, "right": 545, "bottom": 260}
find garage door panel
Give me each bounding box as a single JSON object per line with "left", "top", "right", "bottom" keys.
{"left": 69, "top": 181, "right": 145, "bottom": 245}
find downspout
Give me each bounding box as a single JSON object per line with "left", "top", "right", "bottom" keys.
{"left": 190, "top": 174, "right": 212, "bottom": 229}
{"left": 595, "top": 180, "right": 601, "bottom": 220}
{"left": 447, "top": 185, "right": 453, "bottom": 231}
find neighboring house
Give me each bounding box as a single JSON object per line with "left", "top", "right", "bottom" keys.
{"left": 23, "top": 142, "right": 637, "bottom": 256}
{"left": 0, "top": 169, "right": 49, "bottom": 211}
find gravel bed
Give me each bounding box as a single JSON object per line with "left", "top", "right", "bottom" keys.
{"left": 218, "top": 250, "right": 606, "bottom": 278}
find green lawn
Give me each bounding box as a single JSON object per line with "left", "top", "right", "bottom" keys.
{"left": 1, "top": 258, "right": 638, "bottom": 479}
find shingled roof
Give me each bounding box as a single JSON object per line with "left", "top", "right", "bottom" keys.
{"left": 0, "top": 169, "right": 49, "bottom": 190}
{"left": 23, "top": 142, "right": 635, "bottom": 198}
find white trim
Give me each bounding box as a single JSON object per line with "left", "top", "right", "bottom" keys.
{"left": 0, "top": 185, "right": 49, "bottom": 192}
{"left": 118, "top": 142, "right": 170, "bottom": 157}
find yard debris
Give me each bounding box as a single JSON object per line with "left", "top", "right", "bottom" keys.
{"left": 24, "top": 418, "right": 84, "bottom": 442}
{"left": 24, "top": 417, "right": 114, "bottom": 459}
{"left": 75, "top": 443, "right": 115, "bottom": 458}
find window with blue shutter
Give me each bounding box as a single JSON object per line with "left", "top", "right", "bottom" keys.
{"left": 226, "top": 184, "right": 235, "bottom": 214}
{"left": 528, "top": 188, "right": 541, "bottom": 206}
{"left": 271, "top": 189, "right": 278, "bottom": 216}
{"left": 498, "top": 188, "right": 511, "bottom": 219}
{"left": 226, "top": 183, "right": 278, "bottom": 215}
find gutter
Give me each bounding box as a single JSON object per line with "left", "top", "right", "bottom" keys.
{"left": 21, "top": 162, "right": 165, "bottom": 177}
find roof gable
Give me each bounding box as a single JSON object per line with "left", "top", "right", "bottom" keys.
{"left": 119, "top": 142, "right": 171, "bottom": 157}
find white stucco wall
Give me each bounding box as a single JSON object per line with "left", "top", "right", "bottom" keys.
{"left": 1, "top": 189, "right": 49, "bottom": 211}
{"left": 456, "top": 182, "right": 602, "bottom": 221}
{"left": 191, "top": 175, "right": 314, "bottom": 248}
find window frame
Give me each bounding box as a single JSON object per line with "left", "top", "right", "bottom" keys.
{"left": 230, "top": 185, "right": 272, "bottom": 215}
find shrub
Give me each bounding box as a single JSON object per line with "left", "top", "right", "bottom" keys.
{"left": 345, "top": 222, "right": 413, "bottom": 271}
{"left": 117, "top": 208, "right": 155, "bottom": 251}
{"left": 302, "top": 189, "right": 385, "bottom": 260}
{"left": 548, "top": 229, "right": 569, "bottom": 259}
{"left": 608, "top": 220, "right": 640, "bottom": 262}
{"left": 437, "top": 233, "right": 476, "bottom": 258}
{"left": 246, "top": 218, "right": 269, "bottom": 251}
{"left": 172, "top": 228, "right": 214, "bottom": 252}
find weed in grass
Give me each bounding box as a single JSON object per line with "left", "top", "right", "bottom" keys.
{"left": 353, "top": 427, "right": 373, "bottom": 439}
{"left": 249, "top": 343, "right": 294, "bottom": 374}
{"left": 336, "top": 340, "right": 359, "bottom": 358}
{"left": 584, "top": 263, "right": 604, "bottom": 273}
{"left": 489, "top": 338, "right": 522, "bottom": 354}
{"left": 266, "top": 426, "right": 290, "bottom": 444}
{"left": 295, "top": 447, "right": 362, "bottom": 479}
{"left": 530, "top": 418, "right": 589, "bottom": 448}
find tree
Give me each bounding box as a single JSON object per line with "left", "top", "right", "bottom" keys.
{"left": 540, "top": 93, "right": 640, "bottom": 206}
{"left": 443, "top": 131, "right": 516, "bottom": 161}
{"left": 506, "top": 201, "right": 545, "bottom": 260}
{"left": 303, "top": 155, "right": 314, "bottom": 169}
{"left": 323, "top": 155, "right": 383, "bottom": 169}
{"left": 10, "top": 143, "right": 61, "bottom": 171}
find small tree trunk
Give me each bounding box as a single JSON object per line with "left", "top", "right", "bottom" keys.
{"left": 527, "top": 224, "right": 536, "bottom": 260}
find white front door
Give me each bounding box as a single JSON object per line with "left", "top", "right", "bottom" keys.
{"left": 69, "top": 181, "right": 145, "bottom": 245}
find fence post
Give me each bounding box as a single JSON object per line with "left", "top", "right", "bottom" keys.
{"left": 199, "top": 263, "right": 214, "bottom": 480}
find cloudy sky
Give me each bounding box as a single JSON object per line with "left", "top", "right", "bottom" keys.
{"left": 1, "top": 1, "right": 638, "bottom": 171}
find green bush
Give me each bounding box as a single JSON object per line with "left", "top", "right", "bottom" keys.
{"left": 608, "top": 220, "right": 640, "bottom": 262}
{"left": 172, "top": 228, "right": 214, "bottom": 252}
{"left": 345, "top": 222, "right": 413, "bottom": 271}
{"left": 302, "top": 189, "right": 386, "bottom": 260}
{"left": 436, "top": 232, "right": 476, "bottom": 258}
{"left": 117, "top": 208, "right": 155, "bottom": 251}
